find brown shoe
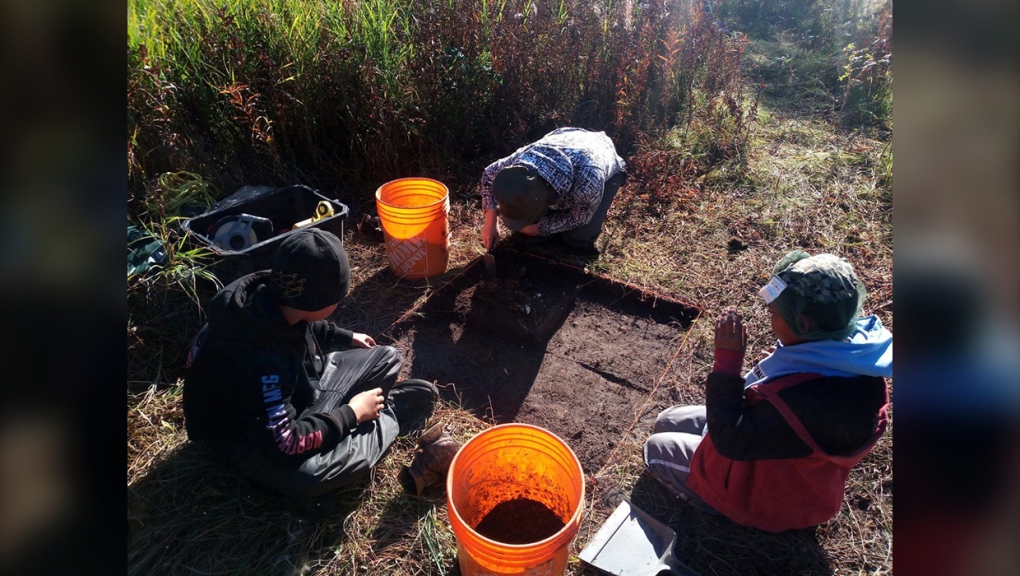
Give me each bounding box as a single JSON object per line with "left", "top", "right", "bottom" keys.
{"left": 398, "top": 423, "right": 461, "bottom": 496}
{"left": 357, "top": 213, "right": 384, "bottom": 241}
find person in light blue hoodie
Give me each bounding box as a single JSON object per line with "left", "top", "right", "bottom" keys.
{"left": 644, "top": 250, "right": 893, "bottom": 531}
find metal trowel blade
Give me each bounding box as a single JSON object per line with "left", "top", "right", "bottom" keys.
{"left": 579, "top": 500, "right": 701, "bottom": 576}
{"left": 482, "top": 252, "right": 496, "bottom": 276}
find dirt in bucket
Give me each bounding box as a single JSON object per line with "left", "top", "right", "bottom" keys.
{"left": 473, "top": 498, "right": 566, "bottom": 545}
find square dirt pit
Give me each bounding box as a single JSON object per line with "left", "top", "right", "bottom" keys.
{"left": 380, "top": 249, "right": 701, "bottom": 473}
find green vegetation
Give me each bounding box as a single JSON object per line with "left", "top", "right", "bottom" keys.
{"left": 127, "top": 0, "right": 756, "bottom": 387}
{"left": 128, "top": 1, "right": 893, "bottom": 574}
{"left": 127, "top": 171, "right": 221, "bottom": 386}
{"left": 128, "top": 0, "right": 751, "bottom": 196}
{"left": 729, "top": 0, "right": 893, "bottom": 128}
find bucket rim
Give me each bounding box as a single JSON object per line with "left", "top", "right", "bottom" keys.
{"left": 446, "top": 423, "right": 586, "bottom": 552}
{"left": 375, "top": 177, "right": 449, "bottom": 210}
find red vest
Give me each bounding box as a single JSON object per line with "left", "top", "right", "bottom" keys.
{"left": 686, "top": 373, "right": 889, "bottom": 532}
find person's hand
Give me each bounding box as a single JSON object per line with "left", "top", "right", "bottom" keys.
{"left": 351, "top": 332, "right": 376, "bottom": 349}
{"left": 349, "top": 388, "right": 385, "bottom": 423}
{"left": 714, "top": 307, "right": 747, "bottom": 353}
{"left": 482, "top": 210, "right": 499, "bottom": 251}
{"left": 518, "top": 223, "right": 540, "bottom": 236}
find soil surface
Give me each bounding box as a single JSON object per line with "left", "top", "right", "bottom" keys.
{"left": 473, "top": 497, "right": 566, "bottom": 545}
{"left": 382, "top": 249, "right": 699, "bottom": 473}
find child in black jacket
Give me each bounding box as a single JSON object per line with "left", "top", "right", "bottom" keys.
{"left": 183, "top": 228, "right": 436, "bottom": 514}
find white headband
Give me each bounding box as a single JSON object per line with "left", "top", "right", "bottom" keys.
{"left": 758, "top": 275, "right": 788, "bottom": 304}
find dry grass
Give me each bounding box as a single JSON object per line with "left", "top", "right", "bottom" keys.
{"left": 128, "top": 395, "right": 492, "bottom": 575}
{"left": 573, "top": 98, "right": 893, "bottom": 575}
{"left": 127, "top": 96, "right": 892, "bottom": 574}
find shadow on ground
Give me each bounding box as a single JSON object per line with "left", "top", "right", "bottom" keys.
{"left": 577, "top": 471, "right": 834, "bottom": 576}
{"left": 379, "top": 248, "right": 699, "bottom": 474}
{"left": 127, "top": 443, "right": 366, "bottom": 575}
{"left": 331, "top": 244, "right": 450, "bottom": 338}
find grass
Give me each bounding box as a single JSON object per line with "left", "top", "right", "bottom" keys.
{"left": 127, "top": 171, "right": 222, "bottom": 387}
{"left": 127, "top": 1, "right": 892, "bottom": 574}
{"left": 127, "top": 0, "right": 751, "bottom": 193}
{"left": 126, "top": 92, "right": 892, "bottom": 574}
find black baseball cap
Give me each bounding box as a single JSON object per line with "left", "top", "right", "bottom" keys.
{"left": 271, "top": 228, "right": 351, "bottom": 311}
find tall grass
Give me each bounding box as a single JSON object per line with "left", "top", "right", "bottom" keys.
{"left": 722, "top": 0, "right": 892, "bottom": 129}
{"left": 126, "top": 0, "right": 753, "bottom": 389}
{"left": 127, "top": 0, "right": 750, "bottom": 199}
{"left": 127, "top": 170, "right": 221, "bottom": 389}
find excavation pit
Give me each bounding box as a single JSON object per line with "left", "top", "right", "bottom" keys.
{"left": 381, "top": 249, "right": 701, "bottom": 472}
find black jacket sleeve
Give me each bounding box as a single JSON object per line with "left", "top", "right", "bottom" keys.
{"left": 784, "top": 375, "right": 888, "bottom": 456}
{"left": 246, "top": 350, "right": 357, "bottom": 457}
{"left": 706, "top": 372, "right": 888, "bottom": 461}
{"left": 311, "top": 320, "right": 354, "bottom": 350}
{"left": 704, "top": 371, "right": 813, "bottom": 461}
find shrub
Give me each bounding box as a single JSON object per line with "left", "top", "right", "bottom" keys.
{"left": 719, "top": 0, "right": 892, "bottom": 128}
{"left": 126, "top": 0, "right": 756, "bottom": 388}
{"left": 127, "top": 171, "right": 221, "bottom": 388}
{"left": 127, "top": 0, "right": 751, "bottom": 199}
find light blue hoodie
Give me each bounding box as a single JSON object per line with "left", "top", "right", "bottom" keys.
{"left": 743, "top": 315, "right": 893, "bottom": 389}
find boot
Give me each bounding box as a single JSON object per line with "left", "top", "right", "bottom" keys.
{"left": 397, "top": 423, "right": 461, "bottom": 496}
{"left": 357, "top": 213, "right": 384, "bottom": 242}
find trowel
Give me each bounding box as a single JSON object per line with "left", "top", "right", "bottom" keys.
{"left": 482, "top": 246, "right": 496, "bottom": 277}
{"left": 578, "top": 499, "right": 701, "bottom": 576}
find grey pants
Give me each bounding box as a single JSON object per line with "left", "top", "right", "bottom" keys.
{"left": 643, "top": 405, "right": 717, "bottom": 514}
{"left": 560, "top": 172, "right": 626, "bottom": 249}
{"left": 233, "top": 346, "right": 436, "bottom": 500}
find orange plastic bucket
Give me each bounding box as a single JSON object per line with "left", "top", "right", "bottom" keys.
{"left": 446, "top": 424, "right": 585, "bottom": 576}
{"left": 375, "top": 178, "right": 450, "bottom": 279}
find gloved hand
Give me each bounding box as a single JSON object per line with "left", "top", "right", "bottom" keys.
{"left": 398, "top": 423, "right": 461, "bottom": 496}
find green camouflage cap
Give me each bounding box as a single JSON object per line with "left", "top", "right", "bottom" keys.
{"left": 779, "top": 253, "right": 859, "bottom": 304}
{"left": 760, "top": 250, "right": 866, "bottom": 341}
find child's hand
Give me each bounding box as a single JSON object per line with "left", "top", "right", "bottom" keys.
{"left": 482, "top": 210, "right": 499, "bottom": 250}
{"left": 351, "top": 333, "right": 376, "bottom": 348}
{"left": 714, "top": 307, "right": 747, "bottom": 353}
{"left": 349, "top": 388, "right": 385, "bottom": 423}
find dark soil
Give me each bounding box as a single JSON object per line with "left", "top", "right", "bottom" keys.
{"left": 473, "top": 498, "right": 566, "bottom": 545}
{"left": 381, "top": 249, "right": 700, "bottom": 473}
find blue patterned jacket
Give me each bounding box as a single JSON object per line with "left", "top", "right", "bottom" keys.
{"left": 480, "top": 128, "right": 626, "bottom": 235}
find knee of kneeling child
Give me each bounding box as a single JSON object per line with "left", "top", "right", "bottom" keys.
{"left": 643, "top": 434, "right": 665, "bottom": 464}
{"left": 375, "top": 344, "right": 401, "bottom": 365}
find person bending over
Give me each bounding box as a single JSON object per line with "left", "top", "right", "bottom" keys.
{"left": 479, "top": 127, "right": 627, "bottom": 256}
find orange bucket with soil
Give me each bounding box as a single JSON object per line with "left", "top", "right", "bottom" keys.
{"left": 375, "top": 178, "right": 450, "bottom": 279}
{"left": 446, "top": 424, "right": 585, "bottom": 576}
